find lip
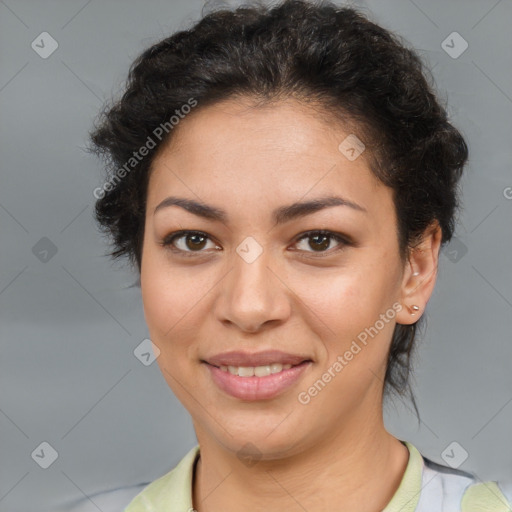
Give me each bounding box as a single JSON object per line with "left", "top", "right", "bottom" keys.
{"left": 204, "top": 359, "right": 312, "bottom": 401}
{"left": 204, "top": 349, "right": 310, "bottom": 368}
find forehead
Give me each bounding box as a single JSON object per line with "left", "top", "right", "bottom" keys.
{"left": 159, "top": 98, "right": 360, "bottom": 157}
{"left": 147, "top": 97, "right": 388, "bottom": 218}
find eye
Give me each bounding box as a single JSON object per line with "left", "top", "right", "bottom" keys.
{"left": 161, "top": 230, "right": 220, "bottom": 256}
{"left": 292, "top": 230, "right": 349, "bottom": 256}
{"left": 160, "top": 229, "right": 350, "bottom": 258}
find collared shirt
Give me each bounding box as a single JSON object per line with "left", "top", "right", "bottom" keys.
{"left": 122, "top": 441, "right": 512, "bottom": 512}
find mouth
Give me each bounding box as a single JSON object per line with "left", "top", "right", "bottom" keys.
{"left": 202, "top": 350, "right": 313, "bottom": 400}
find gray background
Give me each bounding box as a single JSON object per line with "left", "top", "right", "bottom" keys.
{"left": 1, "top": 0, "right": 511, "bottom": 511}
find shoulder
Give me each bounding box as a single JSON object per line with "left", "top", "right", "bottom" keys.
{"left": 55, "top": 483, "right": 150, "bottom": 512}
{"left": 459, "top": 478, "right": 512, "bottom": 512}
{"left": 58, "top": 445, "right": 200, "bottom": 512}
{"left": 412, "top": 446, "right": 512, "bottom": 512}
{"left": 124, "top": 444, "right": 200, "bottom": 512}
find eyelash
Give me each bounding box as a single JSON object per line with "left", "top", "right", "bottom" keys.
{"left": 160, "top": 229, "right": 351, "bottom": 258}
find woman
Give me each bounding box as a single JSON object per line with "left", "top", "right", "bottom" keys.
{"left": 88, "top": 1, "right": 511, "bottom": 511}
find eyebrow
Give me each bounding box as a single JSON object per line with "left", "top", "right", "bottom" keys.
{"left": 153, "top": 195, "right": 367, "bottom": 224}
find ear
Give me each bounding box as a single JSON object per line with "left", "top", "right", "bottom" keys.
{"left": 395, "top": 221, "right": 443, "bottom": 325}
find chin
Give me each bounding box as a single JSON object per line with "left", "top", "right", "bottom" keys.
{"left": 197, "top": 408, "right": 312, "bottom": 460}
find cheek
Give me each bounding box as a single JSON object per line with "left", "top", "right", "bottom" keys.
{"left": 292, "top": 263, "right": 397, "bottom": 360}
{"left": 293, "top": 268, "right": 371, "bottom": 329}
{"left": 140, "top": 251, "right": 203, "bottom": 344}
{"left": 140, "top": 261, "right": 204, "bottom": 398}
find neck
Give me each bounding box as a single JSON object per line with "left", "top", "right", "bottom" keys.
{"left": 192, "top": 407, "right": 409, "bottom": 512}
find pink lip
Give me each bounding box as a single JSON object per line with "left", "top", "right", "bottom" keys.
{"left": 205, "top": 361, "right": 312, "bottom": 401}
{"left": 204, "top": 349, "right": 310, "bottom": 367}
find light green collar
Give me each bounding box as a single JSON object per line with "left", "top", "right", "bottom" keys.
{"left": 383, "top": 441, "right": 423, "bottom": 512}
{"left": 125, "top": 441, "right": 423, "bottom": 512}
{"left": 125, "top": 445, "right": 199, "bottom": 512}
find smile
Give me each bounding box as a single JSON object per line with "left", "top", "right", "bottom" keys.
{"left": 205, "top": 360, "right": 312, "bottom": 400}
{"left": 219, "top": 363, "right": 293, "bottom": 377}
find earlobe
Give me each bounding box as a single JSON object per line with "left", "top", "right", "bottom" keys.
{"left": 405, "top": 304, "right": 420, "bottom": 316}
{"left": 395, "top": 221, "right": 443, "bottom": 325}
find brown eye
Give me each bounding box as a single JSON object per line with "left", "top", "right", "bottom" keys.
{"left": 294, "top": 230, "right": 349, "bottom": 255}
{"left": 184, "top": 233, "right": 207, "bottom": 250}
{"left": 162, "top": 230, "right": 219, "bottom": 255}
{"left": 308, "top": 233, "right": 331, "bottom": 251}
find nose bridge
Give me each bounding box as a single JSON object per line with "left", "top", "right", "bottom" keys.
{"left": 232, "top": 235, "right": 274, "bottom": 305}
{"left": 217, "top": 235, "right": 288, "bottom": 331}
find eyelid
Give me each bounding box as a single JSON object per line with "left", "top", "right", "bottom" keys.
{"left": 161, "top": 229, "right": 352, "bottom": 257}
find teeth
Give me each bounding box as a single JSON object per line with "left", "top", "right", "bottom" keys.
{"left": 220, "top": 363, "right": 293, "bottom": 377}
{"left": 271, "top": 363, "right": 284, "bottom": 374}
{"left": 238, "top": 366, "right": 254, "bottom": 377}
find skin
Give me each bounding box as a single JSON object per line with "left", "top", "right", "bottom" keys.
{"left": 140, "top": 97, "right": 442, "bottom": 512}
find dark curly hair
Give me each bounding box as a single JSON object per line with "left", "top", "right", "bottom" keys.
{"left": 88, "top": 0, "right": 468, "bottom": 416}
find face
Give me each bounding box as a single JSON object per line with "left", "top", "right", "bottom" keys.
{"left": 140, "top": 97, "right": 411, "bottom": 459}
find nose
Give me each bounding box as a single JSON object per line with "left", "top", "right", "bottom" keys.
{"left": 213, "top": 242, "right": 291, "bottom": 333}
